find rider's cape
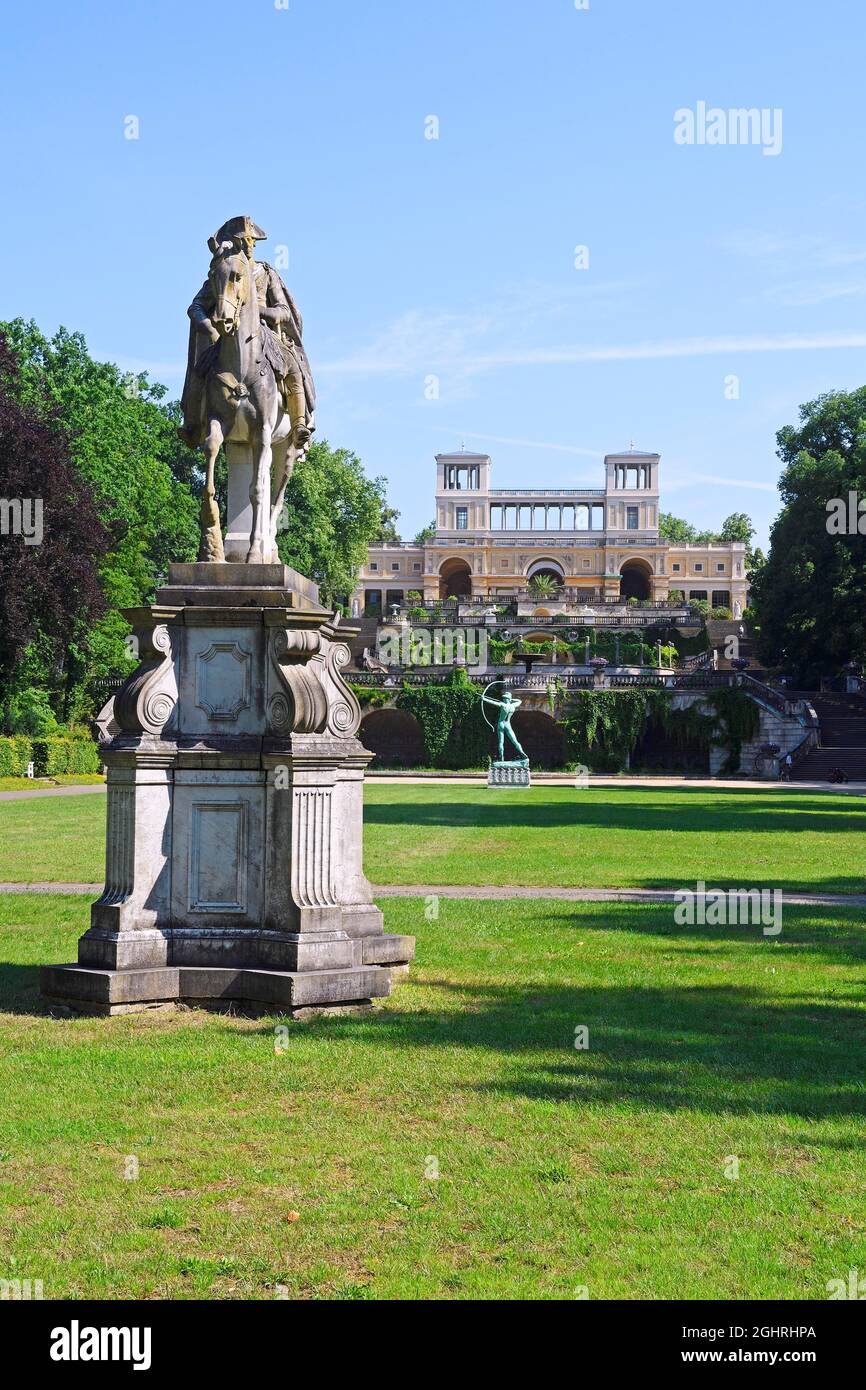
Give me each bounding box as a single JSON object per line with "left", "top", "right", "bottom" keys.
{"left": 180, "top": 262, "right": 316, "bottom": 446}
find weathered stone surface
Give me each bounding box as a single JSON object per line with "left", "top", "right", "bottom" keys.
{"left": 159, "top": 563, "right": 325, "bottom": 611}
{"left": 360, "top": 934, "right": 416, "bottom": 966}
{"left": 179, "top": 219, "right": 316, "bottom": 565}
{"left": 40, "top": 220, "right": 411, "bottom": 1018}
{"left": 41, "top": 964, "right": 180, "bottom": 1007}
{"left": 42, "top": 961, "right": 396, "bottom": 1016}
{"left": 42, "top": 575, "right": 414, "bottom": 1016}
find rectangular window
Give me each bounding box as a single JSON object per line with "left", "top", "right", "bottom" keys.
{"left": 391, "top": 563, "right": 399, "bottom": 571}
{"left": 626, "top": 506, "right": 639, "bottom": 530}
{"left": 716, "top": 563, "right": 725, "bottom": 572}
{"left": 671, "top": 563, "right": 680, "bottom": 573}
{"left": 456, "top": 507, "right": 468, "bottom": 530}
{"left": 413, "top": 562, "right": 421, "bottom": 571}
{"left": 694, "top": 563, "right": 703, "bottom": 573}
{"left": 369, "top": 562, "right": 378, "bottom": 571}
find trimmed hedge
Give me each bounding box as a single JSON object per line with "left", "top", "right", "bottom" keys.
{"left": 0, "top": 735, "right": 34, "bottom": 777}
{"left": 0, "top": 734, "right": 101, "bottom": 778}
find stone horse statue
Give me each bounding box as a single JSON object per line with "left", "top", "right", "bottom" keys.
{"left": 184, "top": 221, "right": 314, "bottom": 564}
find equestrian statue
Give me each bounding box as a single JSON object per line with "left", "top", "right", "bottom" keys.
{"left": 179, "top": 215, "right": 315, "bottom": 564}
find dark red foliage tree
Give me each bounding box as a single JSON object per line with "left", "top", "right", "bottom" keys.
{"left": 0, "top": 335, "right": 108, "bottom": 711}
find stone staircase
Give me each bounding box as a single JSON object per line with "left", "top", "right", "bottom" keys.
{"left": 788, "top": 693, "right": 866, "bottom": 782}
{"left": 706, "top": 619, "right": 762, "bottom": 674}
{"left": 346, "top": 615, "right": 381, "bottom": 670}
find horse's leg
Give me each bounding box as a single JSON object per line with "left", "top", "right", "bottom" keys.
{"left": 199, "top": 416, "right": 225, "bottom": 562}
{"left": 268, "top": 435, "right": 292, "bottom": 558}
{"left": 247, "top": 422, "right": 273, "bottom": 564}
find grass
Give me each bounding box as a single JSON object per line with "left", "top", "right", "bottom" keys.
{"left": 1, "top": 784, "right": 861, "bottom": 895}
{"left": 1, "top": 892, "right": 865, "bottom": 1299}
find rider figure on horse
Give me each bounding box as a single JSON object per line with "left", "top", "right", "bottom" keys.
{"left": 179, "top": 215, "right": 314, "bottom": 452}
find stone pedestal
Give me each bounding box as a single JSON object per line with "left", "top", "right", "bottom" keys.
{"left": 41, "top": 564, "right": 414, "bottom": 1016}
{"left": 488, "top": 761, "right": 531, "bottom": 788}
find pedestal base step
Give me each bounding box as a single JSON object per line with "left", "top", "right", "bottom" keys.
{"left": 358, "top": 934, "right": 415, "bottom": 966}
{"left": 41, "top": 961, "right": 396, "bottom": 1018}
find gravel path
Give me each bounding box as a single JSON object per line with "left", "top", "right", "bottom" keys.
{"left": 0, "top": 784, "right": 107, "bottom": 802}
{"left": 1, "top": 778, "right": 865, "bottom": 797}
{"left": 1, "top": 882, "right": 863, "bottom": 907}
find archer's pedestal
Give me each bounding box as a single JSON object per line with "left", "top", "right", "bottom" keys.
{"left": 41, "top": 564, "right": 414, "bottom": 1016}
{"left": 488, "top": 761, "right": 531, "bottom": 788}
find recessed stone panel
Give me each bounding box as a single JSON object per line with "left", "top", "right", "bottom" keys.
{"left": 171, "top": 776, "right": 265, "bottom": 929}
{"left": 195, "top": 641, "right": 252, "bottom": 722}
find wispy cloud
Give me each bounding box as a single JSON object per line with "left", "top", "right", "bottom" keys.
{"left": 432, "top": 428, "right": 603, "bottom": 459}
{"left": 718, "top": 230, "right": 866, "bottom": 307}
{"left": 763, "top": 279, "right": 866, "bottom": 307}
{"left": 319, "top": 322, "right": 866, "bottom": 378}
{"left": 665, "top": 471, "right": 778, "bottom": 494}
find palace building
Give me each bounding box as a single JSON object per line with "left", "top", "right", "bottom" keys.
{"left": 351, "top": 449, "right": 749, "bottom": 618}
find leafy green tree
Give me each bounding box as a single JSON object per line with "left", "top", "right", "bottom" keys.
{"left": 659, "top": 512, "right": 714, "bottom": 545}
{"left": 372, "top": 503, "right": 401, "bottom": 543}
{"left": 276, "top": 440, "right": 391, "bottom": 606}
{"left": 0, "top": 336, "right": 108, "bottom": 728}
{"left": 413, "top": 520, "right": 437, "bottom": 544}
{"left": 717, "top": 512, "right": 757, "bottom": 565}
{"left": 752, "top": 387, "right": 866, "bottom": 684}
{"left": 718, "top": 512, "right": 753, "bottom": 545}
{"left": 660, "top": 509, "right": 756, "bottom": 567}
{"left": 0, "top": 319, "right": 199, "bottom": 718}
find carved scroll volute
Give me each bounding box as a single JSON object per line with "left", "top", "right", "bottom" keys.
{"left": 322, "top": 639, "right": 361, "bottom": 737}
{"left": 114, "top": 624, "right": 178, "bottom": 735}
{"left": 267, "top": 629, "right": 329, "bottom": 734}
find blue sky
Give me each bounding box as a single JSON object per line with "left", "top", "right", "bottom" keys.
{"left": 3, "top": 0, "right": 865, "bottom": 548}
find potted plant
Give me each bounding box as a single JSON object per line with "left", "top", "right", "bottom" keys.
{"left": 527, "top": 573, "right": 562, "bottom": 600}
{"left": 589, "top": 654, "right": 609, "bottom": 687}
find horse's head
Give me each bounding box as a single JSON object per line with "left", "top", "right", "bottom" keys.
{"left": 207, "top": 235, "right": 251, "bottom": 335}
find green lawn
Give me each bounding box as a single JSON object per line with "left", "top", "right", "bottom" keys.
{"left": 1, "top": 785, "right": 862, "bottom": 895}
{"left": 1, "top": 893, "right": 865, "bottom": 1299}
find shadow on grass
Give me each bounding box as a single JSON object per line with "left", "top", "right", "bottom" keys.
{"left": 530, "top": 906, "right": 866, "bottom": 958}
{"left": 257, "top": 976, "right": 866, "bottom": 1125}
{"left": 0, "top": 963, "right": 55, "bottom": 1016}
{"left": 364, "top": 789, "right": 866, "bottom": 838}
{"left": 3, "top": 951, "right": 866, "bottom": 1132}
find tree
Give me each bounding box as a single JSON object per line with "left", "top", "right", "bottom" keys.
{"left": 0, "top": 319, "right": 200, "bottom": 720}
{"left": 659, "top": 512, "right": 714, "bottom": 545}
{"left": 660, "top": 509, "right": 756, "bottom": 565}
{"left": 718, "top": 512, "right": 757, "bottom": 565}
{"left": 276, "top": 440, "right": 391, "bottom": 605}
{"left": 372, "top": 503, "right": 401, "bottom": 544}
{"left": 413, "top": 520, "right": 437, "bottom": 544}
{"left": 0, "top": 337, "right": 108, "bottom": 729}
{"left": 752, "top": 387, "right": 866, "bottom": 684}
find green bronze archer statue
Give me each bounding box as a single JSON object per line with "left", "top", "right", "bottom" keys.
{"left": 481, "top": 685, "right": 529, "bottom": 764}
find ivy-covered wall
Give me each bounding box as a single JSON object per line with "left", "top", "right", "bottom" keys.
{"left": 354, "top": 673, "right": 761, "bottom": 774}
{"left": 560, "top": 688, "right": 760, "bottom": 774}
{"left": 395, "top": 669, "right": 493, "bottom": 767}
